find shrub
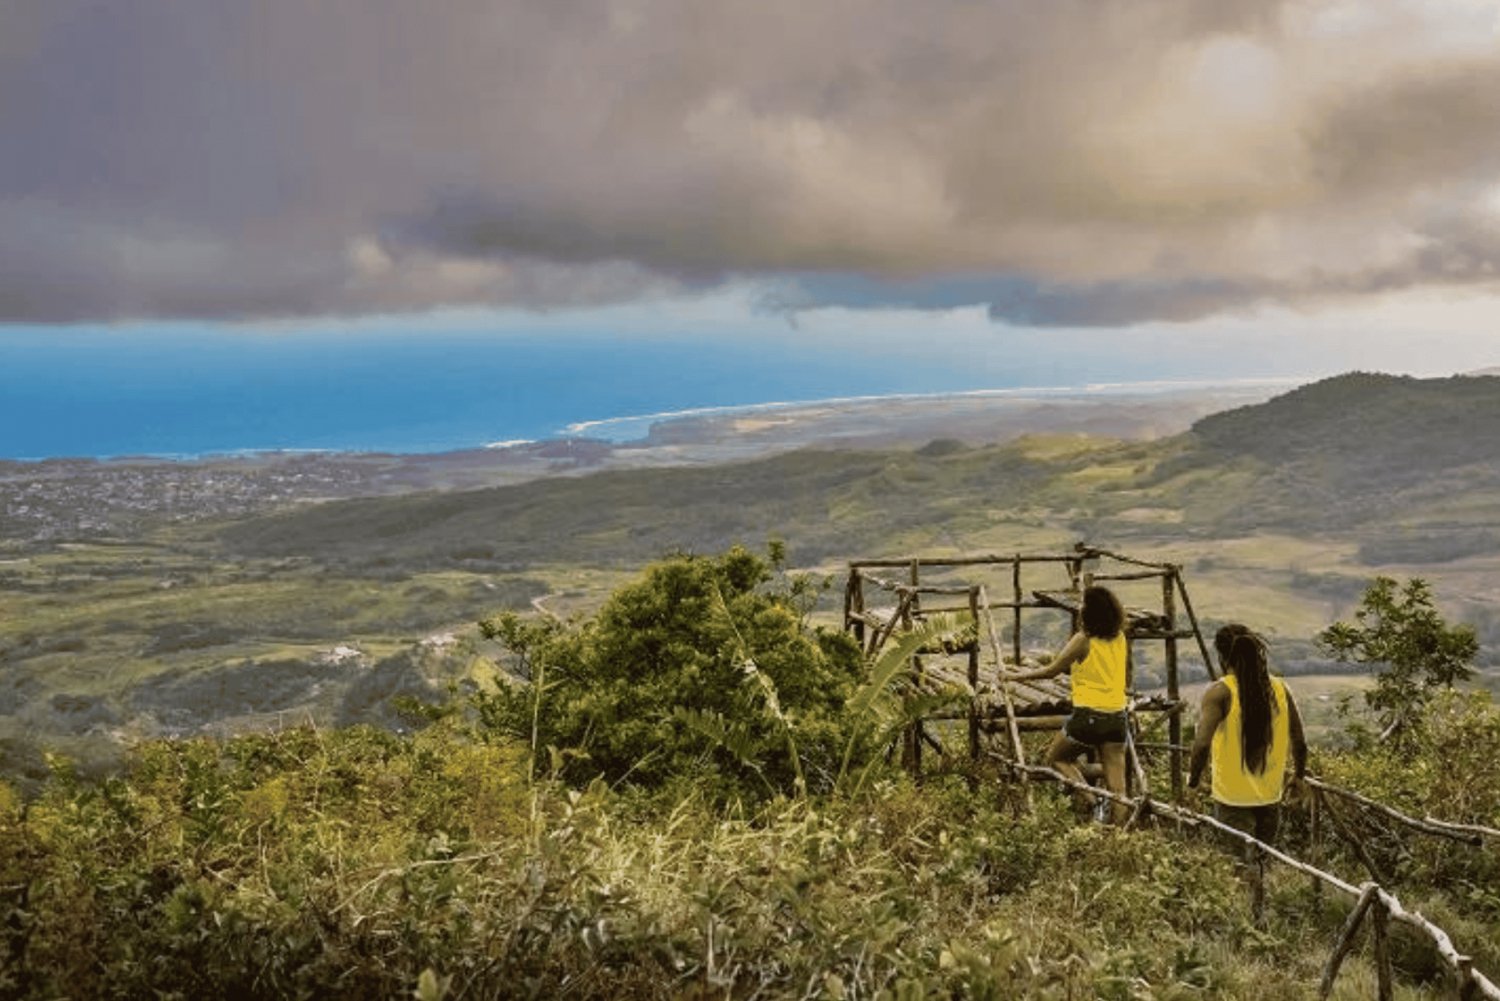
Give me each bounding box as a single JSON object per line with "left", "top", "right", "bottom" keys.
{"left": 1317, "top": 576, "right": 1477, "bottom": 744}
{"left": 474, "top": 546, "right": 865, "bottom": 799}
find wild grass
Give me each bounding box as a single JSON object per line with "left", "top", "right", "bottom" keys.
{"left": 7, "top": 715, "right": 1491, "bottom": 1000}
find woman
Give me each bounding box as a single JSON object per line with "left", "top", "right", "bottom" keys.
{"left": 1188, "top": 626, "right": 1308, "bottom": 844}
{"left": 1006, "top": 585, "right": 1129, "bottom": 823}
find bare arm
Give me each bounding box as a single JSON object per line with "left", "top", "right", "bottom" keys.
{"left": 1188, "top": 681, "right": 1230, "bottom": 789}
{"left": 1285, "top": 687, "right": 1308, "bottom": 780}
{"left": 1007, "top": 631, "right": 1088, "bottom": 681}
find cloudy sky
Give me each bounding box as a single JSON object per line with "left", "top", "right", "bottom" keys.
{"left": 3, "top": 0, "right": 1499, "bottom": 368}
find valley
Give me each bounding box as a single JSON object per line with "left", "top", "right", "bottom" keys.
{"left": 4, "top": 373, "right": 1500, "bottom": 786}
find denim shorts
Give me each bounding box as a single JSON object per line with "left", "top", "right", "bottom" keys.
{"left": 1063, "top": 706, "right": 1128, "bottom": 746}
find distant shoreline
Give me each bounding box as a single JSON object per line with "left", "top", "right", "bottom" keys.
{"left": 561, "top": 377, "right": 1305, "bottom": 438}
{"left": 1, "top": 376, "right": 1306, "bottom": 465}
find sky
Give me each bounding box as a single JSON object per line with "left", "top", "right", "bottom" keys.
{"left": 2, "top": 0, "right": 1499, "bottom": 373}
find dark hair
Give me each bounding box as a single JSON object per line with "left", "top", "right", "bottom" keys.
{"left": 1080, "top": 585, "right": 1124, "bottom": 639}
{"left": 1214, "top": 623, "right": 1251, "bottom": 665}
{"left": 1224, "top": 631, "right": 1278, "bottom": 774}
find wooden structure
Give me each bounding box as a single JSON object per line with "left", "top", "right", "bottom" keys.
{"left": 842, "top": 544, "right": 1217, "bottom": 796}
{"left": 841, "top": 542, "right": 1500, "bottom": 999}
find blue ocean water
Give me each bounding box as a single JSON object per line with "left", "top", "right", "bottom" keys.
{"left": 0, "top": 311, "right": 1324, "bottom": 461}
{"left": 0, "top": 324, "right": 1072, "bottom": 460}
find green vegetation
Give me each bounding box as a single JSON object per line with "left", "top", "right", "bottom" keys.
{"left": 473, "top": 547, "right": 867, "bottom": 799}
{"left": 8, "top": 373, "right": 1500, "bottom": 994}
{"left": 1318, "top": 577, "right": 1479, "bottom": 743}
{"left": 4, "top": 551, "right": 1500, "bottom": 998}
{"left": 10, "top": 371, "right": 1500, "bottom": 793}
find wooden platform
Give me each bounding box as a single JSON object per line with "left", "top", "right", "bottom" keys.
{"left": 912, "top": 652, "right": 1181, "bottom": 720}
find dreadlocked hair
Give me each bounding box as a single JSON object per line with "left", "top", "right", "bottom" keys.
{"left": 1214, "top": 623, "right": 1250, "bottom": 668}
{"left": 1226, "top": 631, "right": 1278, "bottom": 774}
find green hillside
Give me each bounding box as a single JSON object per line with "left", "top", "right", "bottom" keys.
{"left": 4, "top": 546, "right": 1498, "bottom": 999}
{"left": 1192, "top": 373, "right": 1500, "bottom": 476}
{"left": 9, "top": 372, "right": 1500, "bottom": 789}
{"left": 216, "top": 373, "right": 1500, "bottom": 570}
{"left": 217, "top": 441, "right": 1082, "bottom": 569}
{"left": 1155, "top": 373, "right": 1500, "bottom": 532}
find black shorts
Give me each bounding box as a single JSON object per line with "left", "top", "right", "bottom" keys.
{"left": 1214, "top": 801, "right": 1281, "bottom": 846}
{"left": 1063, "top": 707, "right": 1128, "bottom": 746}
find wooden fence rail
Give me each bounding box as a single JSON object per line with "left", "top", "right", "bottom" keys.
{"left": 1136, "top": 741, "right": 1498, "bottom": 848}
{"left": 998, "top": 756, "right": 1500, "bottom": 1001}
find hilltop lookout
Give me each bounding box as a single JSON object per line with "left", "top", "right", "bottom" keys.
{"left": 843, "top": 544, "right": 1217, "bottom": 798}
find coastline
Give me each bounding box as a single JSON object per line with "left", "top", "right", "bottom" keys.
{"left": 1, "top": 377, "right": 1303, "bottom": 465}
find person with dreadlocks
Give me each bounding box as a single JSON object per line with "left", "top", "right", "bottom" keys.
{"left": 1005, "top": 585, "right": 1130, "bottom": 824}
{"left": 1188, "top": 625, "right": 1308, "bottom": 844}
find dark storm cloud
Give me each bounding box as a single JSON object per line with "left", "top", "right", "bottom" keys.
{"left": 3, "top": 0, "right": 1499, "bottom": 324}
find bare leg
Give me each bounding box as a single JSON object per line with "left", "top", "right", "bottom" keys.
{"left": 1045, "top": 730, "right": 1091, "bottom": 814}
{"left": 1098, "top": 742, "right": 1128, "bottom": 825}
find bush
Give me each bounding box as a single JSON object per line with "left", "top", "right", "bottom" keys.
{"left": 474, "top": 546, "right": 865, "bottom": 799}
{"left": 1318, "top": 691, "right": 1500, "bottom": 914}
{"left": 1317, "top": 576, "right": 1478, "bottom": 743}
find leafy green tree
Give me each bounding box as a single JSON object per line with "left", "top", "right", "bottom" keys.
{"left": 475, "top": 546, "right": 865, "bottom": 798}
{"left": 1317, "top": 576, "right": 1477, "bottom": 743}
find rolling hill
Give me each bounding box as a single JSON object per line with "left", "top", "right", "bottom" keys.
{"left": 217, "top": 372, "right": 1500, "bottom": 569}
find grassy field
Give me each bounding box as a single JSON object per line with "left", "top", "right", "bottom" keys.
{"left": 7, "top": 489, "right": 1498, "bottom": 786}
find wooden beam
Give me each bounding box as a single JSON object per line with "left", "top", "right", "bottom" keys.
{"left": 849, "top": 554, "right": 1081, "bottom": 569}
{"left": 1319, "top": 883, "right": 1379, "bottom": 999}
{"left": 1173, "top": 568, "right": 1220, "bottom": 682}
{"left": 979, "top": 586, "right": 1030, "bottom": 800}
{"left": 1308, "top": 778, "right": 1484, "bottom": 846}
{"left": 1074, "top": 545, "right": 1173, "bottom": 570}
{"left": 1094, "top": 570, "right": 1173, "bottom": 581}
{"left": 1011, "top": 555, "right": 1023, "bottom": 670}
{"left": 1163, "top": 570, "right": 1182, "bottom": 800}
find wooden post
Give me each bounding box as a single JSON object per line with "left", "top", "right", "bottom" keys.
{"left": 1011, "top": 555, "right": 1023, "bottom": 667}
{"left": 1173, "top": 569, "right": 1219, "bottom": 681}
{"left": 979, "top": 585, "right": 1030, "bottom": 808}
{"left": 909, "top": 559, "right": 921, "bottom": 622}
{"left": 1067, "top": 558, "right": 1084, "bottom": 633}
{"left": 968, "top": 587, "right": 982, "bottom": 778}
{"left": 1163, "top": 570, "right": 1183, "bottom": 800}
{"left": 843, "top": 567, "right": 853, "bottom": 632}
{"left": 850, "top": 571, "right": 866, "bottom": 648}
{"left": 1125, "top": 710, "right": 1150, "bottom": 799}
{"left": 1320, "top": 883, "right": 1380, "bottom": 999}
{"left": 1372, "top": 899, "right": 1394, "bottom": 1001}
{"left": 911, "top": 652, "right": 924, "bottom": 781}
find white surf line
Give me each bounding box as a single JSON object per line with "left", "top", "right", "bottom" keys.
{"left": 561, "top": 376, "right": 1308, "bottom": 437}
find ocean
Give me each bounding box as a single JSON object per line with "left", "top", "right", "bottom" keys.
{"left": 0, "top": 321, "right": 1293, "bottom": 461}
{"left": 0, "top": 325, "right": 1063, "bottom": 460}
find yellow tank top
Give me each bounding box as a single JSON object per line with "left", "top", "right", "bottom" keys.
{"left": 1070, "top": 632, "right": 1128, "bottom": 712}
{"left": 1211, "top": 674, "right": 1290, "bottom": 807}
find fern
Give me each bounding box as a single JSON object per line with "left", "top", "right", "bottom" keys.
{"left": 836, "top": 613, "right": 967, "bottom": 793}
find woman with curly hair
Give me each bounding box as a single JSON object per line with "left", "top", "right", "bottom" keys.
{"left": 1006, "top": 585, "right": 1130, "bottom": 823}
